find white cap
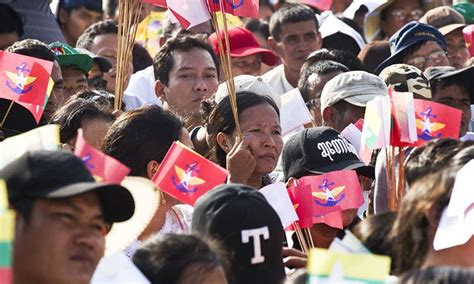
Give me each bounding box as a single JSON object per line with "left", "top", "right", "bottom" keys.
{"left": 214, "top": 75, "right": 281, "bottom": 109}
{"left": 320, "top": 71, "right": 388, "bottom": 113}
{"left": 319, "top": 14, "right": 365, "bottom": 49}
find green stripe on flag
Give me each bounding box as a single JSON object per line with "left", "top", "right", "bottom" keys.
{"left": 0, "top": 241, "right": 12, "bottom": 267}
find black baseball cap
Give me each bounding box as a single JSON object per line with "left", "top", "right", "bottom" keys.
{"left": 1, "top": 150, "right": 135, "bottom": 223}
{"left": 282, "top": 127, "right": 374, "bottom": 181}
{"left": 423, "top": 65, "right": 474, "bottom": 103}
{"left": 192, "top": 184, "right": 285, "bottom": 284}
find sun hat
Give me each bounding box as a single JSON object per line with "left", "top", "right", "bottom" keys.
{"left": 105, "top": 176, "right": 161, "bottom": 255}
{"left": 214, "top": 75, "right": 281, "bottom": 109}
{"left": 379, "top": 63, "right": 432, "bottom": 98}
{"left": 419, "top": 6, "right": 466, "bottom": 36}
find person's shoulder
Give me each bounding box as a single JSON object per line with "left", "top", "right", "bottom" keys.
{"left": 262, "top": 64, "right": 285, "bottom": 82}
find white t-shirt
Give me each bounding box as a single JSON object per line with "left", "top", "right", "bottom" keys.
{"left": 262, "top": 64, "right": 295, "bottom": 96}
{"left": 123, "top": 66, "right": 162, "bottom": 110}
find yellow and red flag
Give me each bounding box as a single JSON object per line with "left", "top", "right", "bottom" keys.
{"left": 152, "top": 141, "right": 228, "bottom": 206}
{"left": 0, "top": 51, "right": 53, "bottom": 106}
{"left": 413, "top": 99, "right": 462, "bottom": 146}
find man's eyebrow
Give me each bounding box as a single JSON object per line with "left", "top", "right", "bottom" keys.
{"left": 54, "top": 199, "right": 104, "bottom": 220}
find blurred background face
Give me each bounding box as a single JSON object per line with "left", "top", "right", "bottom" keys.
{"left": 402, "top": 41, "right": 450, "bottom": 71}
{"left": 231, "top": 54, "right": 262, "bottom": 76}
{"left": 58, "top": 6, "right": 103, "bottom": 46}
{"left": 89, "top": 33, "right": 133, "bottom": 94}
{"left": 381, "top": 0, "right": 423, "bottom": 38}
{"left": 445, "top": 29, "right": 470, "bottom": 69}
{"left": 62, "top": 67, "right": 88, "bottom": 100}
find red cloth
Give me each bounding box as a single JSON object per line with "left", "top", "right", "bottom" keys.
{"left": 74, "top": 130, "right": 130, "bottom": 183}
{"left": 152, "top": 141, "right": 228, "bottom": 205}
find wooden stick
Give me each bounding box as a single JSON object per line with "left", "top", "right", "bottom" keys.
{"left": 0, "top": 100, "right": 15, "bottom": 128}
{"left": 397, "top": 148, "right": 405, "bottom": 206}
{"left": 304, "top": 227, "right": 315, "bottom": 249}
{"left": 294, "top": 222, "right": 309, "bottom": 253}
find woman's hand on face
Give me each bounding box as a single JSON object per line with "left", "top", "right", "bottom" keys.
{"left": 227, "top": 134, "right": 256, "bottom": 185}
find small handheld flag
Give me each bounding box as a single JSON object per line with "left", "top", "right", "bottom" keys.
{"left": 287, "top": 184, "right": 314, "bottom": 229}
{"left": 307, "top": 248, "right": 391, "bottom": 283}
{"left": 413, "top": 99, "right": 462, "bottom": 145}
{"left": 74, "top": 129, "right": 130, "bottom": 183}
{"left": 207, "top": 0, "right": 259, "bottom": 18}
{"left": 298, "top": 170, "right": 364, "bottom": 216}
{"left": 0, "top": 51, "right": 53, "bottom": 106}
{"left": 152, "top": 141, "right": 229, "bottom": 206}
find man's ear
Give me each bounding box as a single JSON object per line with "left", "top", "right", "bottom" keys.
{"left": 154, "top": 80, "right": 166, "bottom": 101}
{"left": 322, "top": 106, "right": 336, "bottom": 129}
{"left": 146, "top": 160, "right": 160, "bottom": 180}
{"left": 216, "top": 132, "right": 232, "bottom": 153}
{"left": 268, "top": 37, "right": 280, "bottom": 55}
{"left": 58, "top": 7, "right": 69, "bottom": 25}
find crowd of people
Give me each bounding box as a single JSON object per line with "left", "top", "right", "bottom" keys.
{"left": 1, "top": 0, "right": 474, "bottom": 283}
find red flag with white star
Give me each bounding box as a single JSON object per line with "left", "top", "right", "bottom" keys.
{"left": 152, "top": 141, "right": 228, "bottom": 205}
{"left": 413, "top": 99, "right": 462, "bottom": 146}
{"left": 298, "top": 170, "right": 364, "bottom": 216}
{"left": 0, "top": 51, "right": 53, "bottom": 106}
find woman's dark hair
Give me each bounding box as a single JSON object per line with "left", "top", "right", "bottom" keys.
{"left": 399, "top": 266, "right": 474, "bottom": 284}
{"left": 351, "top": 211, "right": 397, "bottom": 273}
{"left": 50, "top": 98, "right": 115, "bottom": 144}
{"left": 132, "top": 233, "right": 230, "bottom": 284}
{"left": 205, "top": 91, "right": 280, "bottom": 168}
{"left": 70, "top": 89, "right": 121, "bottom": 112}
{"left": 101, "top": 105, "right": 183, "bottom": 177}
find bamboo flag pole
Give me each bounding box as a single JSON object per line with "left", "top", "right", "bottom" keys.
{"left": 0, "top": 101, "right": 15, "bottom": 129}
{"left": 210, "top": 3, "right": 242, "bottom": 139}
{"left": 115, "top": 0, "right": 144, "bottom": 110}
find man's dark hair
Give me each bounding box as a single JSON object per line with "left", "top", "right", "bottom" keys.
{"left": 245, "top": 19, "right": 270, "bottom": 40}
{"left": 50, "top": 97, "right": 115, "bottom": 144}
{"left": 76, "top": 20, "right": 118, "bottom": 51}
{"left": 152, "top": 34, "right": 219, "bottom": 85}
{"left": 429, "top": 76, "right": 470, "bottom": 101}
{"left": 399, "top": 266, "right": 474, "bottom": 283}
{"left": 405, "top": 139, "right": 474, "bottom": 187}
{"left": 298, "top": 60, "right": 348, "bottom": 101}
{"left": 132, "top": 233, "right": 231, "bottom": 283}
{"left": 11, "top": 198, "right": 34, "bottom": 223}
{"left": 132, "top": 43, "right": 153, "bottom": 73}
{"left": 7, "top": 39, "right": 57, "bottom": 62}
{"left": 305, "top": 48, "right": 363, "bottom": 71}
{"left": 0, "top": 4, "right": 24, "bottom": 37}
{"left": 101, "top": 105, "right": 184, "bottom": 177}
{"left": 269, "top": 3, "right": 318, "bottom": 41}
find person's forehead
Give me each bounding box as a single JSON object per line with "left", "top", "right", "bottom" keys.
{"left": 91, "top": 34, "right": 118, "bottom": 54}
{"left": 445, "top": 29, "right": 465, "bottom": 42}
{"left": 279, "top": 20, "right": 318, "bottom": 37}
{"left": 410, "top": 41, "right": 444, "bottom": 56}
{"left": 61, "top": 66, "right": 86, "bottom": 78}
{"left": 171, "top": 48, "right": 216, "bottom": 70}
{"left": 232, "top": 54, "right": 260, "bottom": 62}
{"left": 73, "top": 6, "right": 103, "bottom": 16}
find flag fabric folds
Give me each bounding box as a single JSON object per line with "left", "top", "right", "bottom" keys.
{"left": 0, "top": 51, "right": 53, "bottom": 106}
{"left": 207, "top": 0, "right": 259, "bottom": 18}
{"left": 74, "top": 129, "right": 130, "bottom": 183}
{"left": 152, "top": 141, "right": 228, "bottom": 206}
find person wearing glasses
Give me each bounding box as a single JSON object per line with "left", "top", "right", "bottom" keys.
{"left": 375, "top": 22, "right": 451, "bottom": 74}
